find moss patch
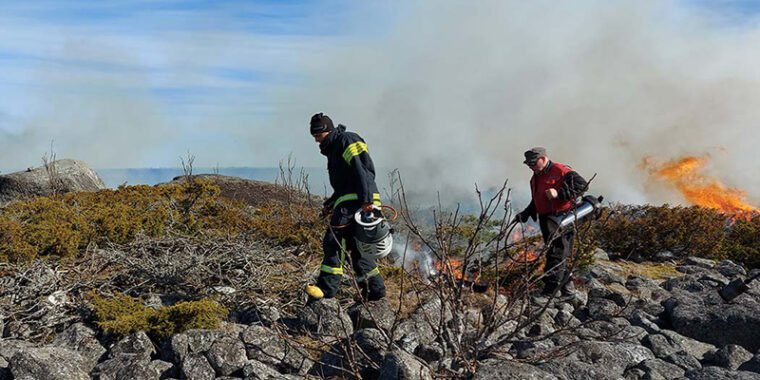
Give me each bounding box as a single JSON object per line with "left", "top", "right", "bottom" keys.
{"left": 91, "top": 293, "right": 228, "bottom": 340}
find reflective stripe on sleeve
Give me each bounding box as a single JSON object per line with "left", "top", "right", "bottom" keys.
{"left": 342, "top": 141, "right": 368, "bottom": 164}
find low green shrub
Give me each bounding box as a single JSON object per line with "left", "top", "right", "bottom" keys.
{"left": 91, "top": 293, "right": 228, "bottom": 340}
{"left": 595, "top": 204, "right": 760, "bottom": 268}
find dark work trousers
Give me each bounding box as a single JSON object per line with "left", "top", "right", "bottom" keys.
{"left": 316, "top": 201, "right": 386, "bottom": 300}
{"left": 538, "top": 214, "right": 575, "bottom": 294}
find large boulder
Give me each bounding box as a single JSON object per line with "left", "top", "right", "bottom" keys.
{"left": 92, "top": 355, "right": 169, "bottom": 380}
{"left": 204, "top": 335, "right": 247, "bottom": 376}
{"left": 378, "top": 349, "right": 432, "bottom": 380}
{"left": 180, "top": 353, "right": 215, "bottom": 380}
{"left": 662, "top": 274, "right": 760, "bottom": 352}
{"left": 538, "top": 341, "right": 654, "bottom": 379}
{"left": 348, "top": 298, "right": 396, "bottom": 331}
{"left": 51, "top": 323, "right": 106, "bottom": 371}
{"left": 298, "top": 298, "right": 354, "bottom": 340}
{"left": 9, "top": 346, "right": 90, "bottom": 380}
{"left": 162, "top": 174, "right": 318, "bottom": 207}
{"left": 475, "top": 360, "right": 558, "bottom": 379}
{"left": 109, "top": 331, "right": 155, "bottom": 360}
{"left": 239, "top": 324, "right": 313, "bottom": 376}
{"left": 0, "top": 159, "right": 105, "bottom": 204}
{"left": 685, "top": 366, "right": 760, "bottom": 380}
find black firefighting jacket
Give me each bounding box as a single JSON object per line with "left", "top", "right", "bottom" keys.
{"left": 320, "top": 125, "right": 380, "bottom": 209}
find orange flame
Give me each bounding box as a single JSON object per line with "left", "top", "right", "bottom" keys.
{"left": 642, "top": 154, "right": 757, "bottom": 215}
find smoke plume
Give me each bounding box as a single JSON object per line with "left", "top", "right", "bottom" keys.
{"left": 278, "top": 1, "right": 760, "bottom": 208}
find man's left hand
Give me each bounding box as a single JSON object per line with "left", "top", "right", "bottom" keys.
{"left": 361, "top": 203, "right": 375, "bottom": 214}
{"left": 545, "top": 188, "right": 558, "bottom": 200}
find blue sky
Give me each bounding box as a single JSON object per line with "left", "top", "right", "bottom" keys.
{"left": 0, "top": 0, "right": 758, "bottom": 180}
{"left": 0, "top": 0, "right": 404, "bottom": 170}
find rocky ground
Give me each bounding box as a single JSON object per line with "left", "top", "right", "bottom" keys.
{"left": 1, "top": 161, "right": 760, "bottom": 379}
{"left": 1, "top": 252, "right": 759, "bottom": 379}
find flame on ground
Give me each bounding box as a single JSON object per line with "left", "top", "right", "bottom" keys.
{"left": 642, "top": 154, "right": 758, "bottom": 216}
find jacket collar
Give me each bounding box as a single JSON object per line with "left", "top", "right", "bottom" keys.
{"left": 532, "top": 160, "right": 554, "bottom": 179}
{"left": 319, "top": 125, "right": 346, "bottom": 156}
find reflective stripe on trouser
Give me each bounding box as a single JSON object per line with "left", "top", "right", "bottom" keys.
{"left": 316, "top": 201, "right": 386, "bottom": 299}
{"left": 333, "top": 193, "right": 382, "bottom": 209}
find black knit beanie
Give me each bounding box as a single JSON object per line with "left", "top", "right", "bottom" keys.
{"left": 310, "top": 113, "right": 334, "bottom": 135}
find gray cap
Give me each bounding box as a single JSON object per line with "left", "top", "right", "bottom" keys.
{"left": 523, "top": 147, "right": 547, "bottom": 165}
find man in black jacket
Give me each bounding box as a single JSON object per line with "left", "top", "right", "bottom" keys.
{"left": 308, "top": 113, "right": 386, "bottom": 301}
{"left": 516, "top": 147, "right": 588, "bottom": 296}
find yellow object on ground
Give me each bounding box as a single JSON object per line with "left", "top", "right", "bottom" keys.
{"left": 305, "top": 285, "right": 324, "bottom": 299}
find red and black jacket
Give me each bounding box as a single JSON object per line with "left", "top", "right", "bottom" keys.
{"left": 522, "top": 161, "right": 588, "bottom": 219}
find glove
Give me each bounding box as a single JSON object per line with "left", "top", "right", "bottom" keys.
{"left": 515, "top": 211, "right": 530, "bottom": 223}
{"left": 321, "top": 197, "right": 335, "bottom": 218}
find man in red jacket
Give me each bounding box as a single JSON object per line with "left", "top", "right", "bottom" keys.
{"left": 516, "top": 147, "right": 588, "bottom": 296}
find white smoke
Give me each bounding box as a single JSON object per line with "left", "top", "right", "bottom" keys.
{"left": 276, "top": 0, "right": 760, "bottom": 208}
{"left": 390, "top": 235, "right": 437, "bottom": 280}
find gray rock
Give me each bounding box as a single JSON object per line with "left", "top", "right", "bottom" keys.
{"left": 150, "top": 360, "right": 174, "bottom": 379}
{"left": 3, "top": 321, "right": 33, "bottom": 340}
{"left": 717, "top": 260, "right": 747, "bottom": 279}
{"left": 313, "top": 343, "right": 355, "bottom": 379}
{"left": 585, "top": 320, "right": 624, "bottom": 339}
{"left": 554, "top": 310, "right": 580, "bottom": 328}
{"left": 706, "top": 345, "right": 754, "bottom": 371}
{"left": 378, "top": 349, "right": 432, "bottom": 380}
{"left": 662, "top": 276, "right": 760, "bottom": 352}
{"left": 686, "top": 366, "right": 760, "bottom": 380}
{"left": 392, "top": 298, "right": 450, "bottom": 352}
{"left": 180, "top": 353, "right": 215, "bottom": 380}
{"left": 298, "top": 298, "right": 353, "bottom": 340}
{"left": 354, "top": 328, "right": 387, "bottom": 364}
{"left": 659, "top": 329, "right": 717, "bottom": 360}
{"left": 161, "top": 333, "right": 189, "bottom": 364}
{"left": 619, "top": 326, "right": 648, "bottom": 343}
{"left": 415, "top": 343, "right": 443, "bottom": 363}
{"left": 550, "top": 341, "right": 654, "bottom": 378}
{"left": 643, "top": 334, "right": 681, "bottom": 358}
{"left": 664, "top": 351, "right": 702, "bottom": 371}
{"left": 161, "top": 329, "right": 226, "bottom": 365}
{"left": 589, "top": 264, "right": 625, "bottom": 285}
{"left": 539, "top": 360, "right": 621, "bottom": 380}
{"left": 239, "top": 324, "right": 313, "bottom": 376}
{"left": 474, "top": 359, "right": 559, "bottom": 379}
{"left": 110, "top": 331, "right": 155, "bottom": 360}
{"left": 685, "top": 257, "right": 716, "bottom": 269}
{"left": 739, "top": 354, "right": 760, "bottom": 373}
{"left": 586, "top": 298, "right": 622, "bottom": 321}
{"left": 347, "top": 299, "right": 395, "bottom": 331}
{"left": 512, "top": 339, "right": 555, "bottom": 360}
{"left": 654, "top": 251, "right": 675, "bottom": 262}
{"left": 634, "top": 358, "right": 685, "bottom": 379}
{"left": 9, "top": 346, "right": 89, "bottom": 380}
{"left": 51, "top": 323, "right": 106, "bottom": 371}
{"left": 0, "top": 159, "right": 106, "bottom": 205}
{"left": 204, "top": 335, "right": 247, "bottom": 376}
{"left": 629, "top": 310, "right": 661, "bottom": 334}
{"left": 593, "top": 248, "right": 610, "bottom": 261}
{"left": 0, "top": 340, "right": 33, "bottom": 362}
{"left": 92, "top": 354, "right": 164, "bottom": 380}
{"left": 623, "top": 367, "right": 646, "bottom": 379}
{"left": 241, "top": 359, "right": 288, "bottom": 379}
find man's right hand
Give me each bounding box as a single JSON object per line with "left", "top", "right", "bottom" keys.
{"left": 515, "top": 211, "right": 529, "bottom": 223}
